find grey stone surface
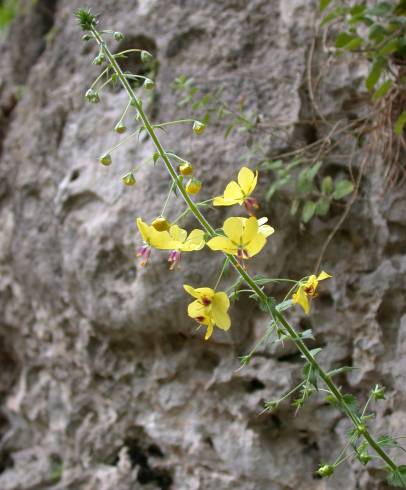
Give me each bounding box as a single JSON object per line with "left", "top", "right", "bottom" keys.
{"left": 0, "top": 0, "right": 405, "bottom": 489}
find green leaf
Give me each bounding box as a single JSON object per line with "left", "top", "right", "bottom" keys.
{"left": 395, "top": 111, "right": 406, "bottom": 135}
{"left": 379, "top": 38, "right": 401, "bottom": 55}
{"left": 315, "top": 198, "right": 331, "bottom": 216}
{"left": 350, "top": 5, "right": 367, "bottom": 16}
{"left": 320, "top": 0, "right": 332, "bottom": 12}
{"left": 335, "top": 32, "right": 356, "bottom": 48}
{"left": 366, "top": 2, "right": 393, "bottom": 17}
{"left": 321, "top": 7, "right": 345, "bottom": 26}
{"left": 377, "top": 434, "right": 400, "bottom": 449}
{"left": 322, "top": 176, "right": 334, "bottom": 194}
{"left": 345, "top": 37, "right": 364, "bottom": 50}
{"left": 327, "top": 366, "right": 357, "bottom": 377}
{"left": 387, "top": 465, "right": 406, "bottom": 488}
{"left": 302, "top": 201, "right": 317, "bottom": 223}
{"left": 366, "top": 56, "right": 385, "bottom": 91}
{"left": 368, "top": 23, "right": 387, "bottom": 42}
{"left": 333, "top": 180, "right": 354, "bottom": 200}
{"left": 373, "top": 79, "right": 393, "bottom": 100}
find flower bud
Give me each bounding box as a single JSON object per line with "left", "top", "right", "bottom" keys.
{"left": 317, "top": 465, "right": 334, "bottom": 478}
{"left": 358, "top": 452, "right": 372, "bottom": 465}
{"left": 93, "top": 53, "right": 105, "bottom": 65}
{"left": 186, "top": 179, "right": 202, "bottom": 195}
{"left": 99, "top": 153, "right": 112, "bottom": 166}
{"left": 371, "top": 384, "right": 385, "bottom": 401}
{"left": 114, "top": 31, "right": 124, "bottom": 41}
{"left": 151, "top": 217, "right": 170, "bottom": 231}
{"left": 193, "top": 120, "right": 205, "bottom": 135}
{"left": 179, "top": 162, "right": 193, "bottom": 176}
{"left": 85, "top": 88, "right": 100, "bottom": 103}
{"left": 143, "top": 78, "right": 155, "bottom": 90}
{"left": 122, "top": 171, "right": 136, "bottom": 186}
{"left": 114, "top": 122, "right": 127, "bottom": 134}
{"left": 140, "top": 50, "right": 153, "bottom": 63}
{"left": 82, "top": 33, "right": 92, "bottom": 41}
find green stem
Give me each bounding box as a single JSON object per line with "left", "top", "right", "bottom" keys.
{"left": 90, "top": 26, "right": 401, "bottom": 476}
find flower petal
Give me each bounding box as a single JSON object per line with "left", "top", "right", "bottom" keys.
{"left": 223, "top": 217, "right": 244, "bottom": 244}
{"left": 223, "top": 181, "right": 245, "bottom": 202}
{"left": 259, "top": 224, "right": 275, "bottom": 238}
{"left": 317, "top": 271, "right": 332, "bottom": 281}
{"left": 180, "top": 229, "right": 205, "bottom": 251}
{"left": 238, "top": 167, "right": 257, "bottom": 195}
{"left": 212, "top": 293, "right": 231, "bottom": 331}
{"left": 136, "top": 218, "right": 149, "bottom": 243}
{"left": 207, "top": 236, "right": 239, "bottom": 255}
{"left": 242, "top": 216, "right": 258, "bottom": 245}
{"left": 244, "top": 233, "right": 266, "bottom": 257}
{"left": 204, "top": 322, "right": 214, "bottom": 340}
{"left": 169, "top": 224, "right": 187, "bottom": 243}
{"left": 292, "top": 286, "right": 310, "bottom": 314}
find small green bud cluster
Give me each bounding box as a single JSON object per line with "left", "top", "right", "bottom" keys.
{"left": 371, "top": 384, "right": 385, "bottom": 401}
{"left": 114, "top": 31, "right": 124, "bottom": 41}
{"left": 85, "top": 88, "right": 100, "bottom": 104}
{"left": 93, "top": 53, "right": 106, "bottom": 65}
{"left": 99, "top": 153, "right": 112, "bottom": 166}
{"left": 114, "top": 122, "right": 127, "bottom": 134}
{"left": 143, "top": 78, "right": 155, "bottom": 90}
{"left": 122, "top": 171, "right": 136, "bottom": 186}
{"left": 317, "top": 465, "right": 334, "bottom": 478}
{"left": 193, "top": 120, "right": 205, "bottom": 135}
{"left": 140, "top": 50, "right": 153, "bottom": 63}
{"left": 75, "top": 8, "right": 98, "bottom": 31}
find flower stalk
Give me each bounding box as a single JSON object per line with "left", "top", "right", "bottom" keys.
{"left": 83, "top": 17, "right": 404, "bottom": 484}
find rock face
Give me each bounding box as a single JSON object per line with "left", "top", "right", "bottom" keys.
{"left": 0, "top": 0, "right": 405, "bottom": 489}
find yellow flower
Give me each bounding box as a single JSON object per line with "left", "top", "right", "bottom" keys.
{"left": 292, "top": 271, "right": 332, "bottom": 314}
{"left": 213, "top": 167, "right": 259, "bottom": 214}
{"left": 207, "top": 216, "right": 267, "bottom": 261}
{"left": 167, "top": 225, "right": 205, "bottom": 269}
{"left": 136, "top": 218, "right": 176, "bottom": 249}
{"left": 183, "top": 284, "right": 231, "bottom": 340}
{"left": 136, "top": 218, "right": 178, "bottom": 266}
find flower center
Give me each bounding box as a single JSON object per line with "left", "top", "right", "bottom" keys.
{"left": 202, "top": 296, "right": 211, "bottom": 306}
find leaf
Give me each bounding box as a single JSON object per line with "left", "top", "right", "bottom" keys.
{"left": 302, "top": 200, "right": 316, "bottom": 223}
{"left": 276, "top": 299, "right": 294, "bottom": 312}
{"left": 327, "top": 366, "right": 357, "bottom": 377}
{"left": 366, "top": 56, "right": 385, "bottom": 91}
{"left": 387, "top": 465, "right": 406, "bottom": 488}
{"left": 368, "top": 23, "right": 387, "bottom": 42}
{"left": 373, "top": 79, "right": 393, "bottom": 100}
{"left": 395, "top": 111, "right": 406, "bottom": 135}
{"left": 320, "top": 0, "right": 332, "bottom": 12}
{"left": 377, "top": 434, "right": 400, "bottom": 449}
{"left": 335, "top": 32, "right": 356, "bottom": 48}
{"left": 321, "top": 7, "right": 345, "bottom": 26}
{"left": 379, "top": 38, "right": 401, "bottom": 55}
{"left": 315, "top": 198, "right": 331, "bottom": 216}
{"left": 366, "top": 2, "right": 393, "bottom": 17}
{"left": 345, "top": 37, "right": 364, "bottom": 50}
{"left": 322, "top": 176, "right": 334, "bottom": 194}
{"left": 333, "top": 179, "right": 354, "bottom": 200}
{"left": 300, "top": 329, "right": 315, "bottom": 340}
